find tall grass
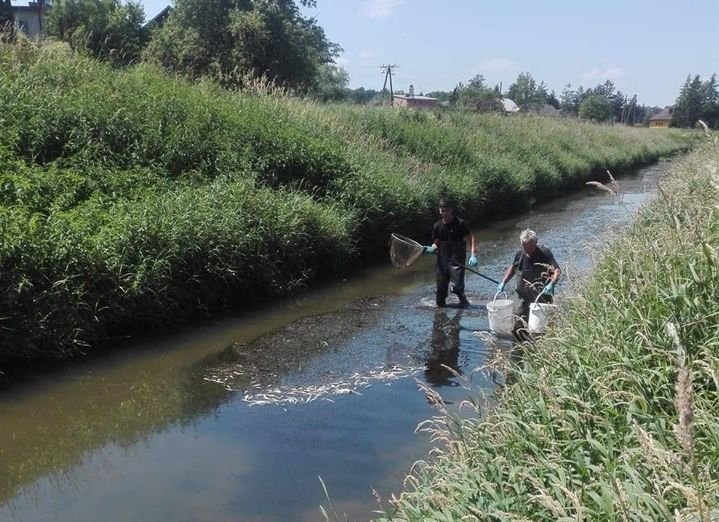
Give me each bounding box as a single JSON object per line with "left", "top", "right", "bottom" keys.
{"left": 0, "top": 41, "right": 701, "bottom": 361}
{"left": 381, "top": 139, "right": 719, "bottom": 520}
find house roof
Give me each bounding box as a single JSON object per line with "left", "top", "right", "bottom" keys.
{"left": 649, "top": 107, "right": 673, "bottom": 121}
{"left": 145, "top": 5, "right": 173, "bottom": 29}
{"left": 501, "top": 98, "right": 520, "bottom": 113}
{"left": 393, "top": 95, "right": 438, "bottom": 101}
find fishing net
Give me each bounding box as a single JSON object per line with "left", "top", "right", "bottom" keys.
{"left": 389, "top": 233, "right": 424, "bottom": 268}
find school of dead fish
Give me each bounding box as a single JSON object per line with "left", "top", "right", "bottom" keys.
{"left": 203, "top": 365, "right": 422, "bottom": 408}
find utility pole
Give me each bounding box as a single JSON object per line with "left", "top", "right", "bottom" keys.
{"left": 380, "top": 64, "right": 398, "bottom": 105}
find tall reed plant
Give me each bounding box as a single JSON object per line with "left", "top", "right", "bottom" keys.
{"left": 381, "top": 138, "right": 719, "bottom": 520}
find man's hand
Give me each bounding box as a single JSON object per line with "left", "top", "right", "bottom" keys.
{"left": 497, "top": 281, "right": 505, "bottom": 293}
{"left": 544, "top": 282, "right": 555, "bottom": 295}
{"left": 468, "top": 254, "right": 478, "bottom": 268}
{"left": 423, "top": 245, "right": 437, "bottom": 255}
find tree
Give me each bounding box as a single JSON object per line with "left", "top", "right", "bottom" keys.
{"left": 425, "top": 90, "right": 452, "bottom": 102}
{"left": 313, "top": 63, "right": 349, "bottom": 102}
{"left": 578, "top": 94, "right": 613, "bottom": 122}
{"left": 453, "top": 75, "right": 502, "bottom": 112}
{"left": 0, "top": 0, "right": 14, "bottom": 42}
{"left": 346, "top": 87, "right": 380, "bottom": 104}
{"left": 506, "top": 72, "right": 548, "bottom": 111}
{"left": 47, "top": 0, "right": 148, "bottom": 66}
{"left": 672, "top": 75, "right": 705, "bottom": 128}
{"left": 701, "top": 73, "right": 719, "bottom": 128}
{"left": 545, "top": 90, "right": 560, "bottom": 109}
{"left": 560, "top": 84, "right": 586, "bottom": 116}
{"left": 144, "top": 0, "right": 339, "bottom": 90}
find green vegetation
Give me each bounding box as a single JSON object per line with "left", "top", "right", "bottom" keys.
{"left": 579, "top": 93, "right": 615, "bottom": 122}
{"left": 144, "top": 0, "right": 338, "bottom": 90}
{"left": 381, "top": 140, "right": 719, "bottom": 520}
{"left": 673, "top": 74, "right": 719, "bottom": 129}
{"left": 47, "top": 0, "right": 148, "bottom": 66}
{"left": 0, "top": 42, "right": 698, "bottom": 362}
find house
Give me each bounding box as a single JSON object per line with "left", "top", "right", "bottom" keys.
{"left": 392, "top": 94, "right": 438, "bottom": 109}
{"left": 501, "top": 98, "right": 520, "bottom": 113}
{"left": 11, "top": 0, "right": 49, "bottom": 39}
{"left": 649, "top": 107, "right": 673, "bottom": 128}
{"left": 145, "top": 5, "right": 172, "bottom": 30}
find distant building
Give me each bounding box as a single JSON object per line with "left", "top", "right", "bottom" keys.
{"left": 11, "top": 0, "right": 50, "bottom": 39}
{"left": 145, "top": 5, "right": 173, "bottom": 30}
{"left": 501, "top": 98, "right": 520, "bottom": 113}
{"left": 392, "top": 94, "right": 438, "bottom": 109}
{"left": 649, "top": 107, "right": 673, "bottom": 128}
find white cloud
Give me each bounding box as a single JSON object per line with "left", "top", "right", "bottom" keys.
{"left": 582, "top": 66, "right": 625, "bottom": 82}
{"left": 362, "top": 0, "right": 405, "bottom": 18}
{"left": 478, "top": 58, "right": 519, "bottom": 73}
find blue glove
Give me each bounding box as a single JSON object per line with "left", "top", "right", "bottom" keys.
{"left": 544, "top": 282, "right": 555, "bottom": 295}
{"left": 497, "top": 282, "right": 505, "bottom": 293}
{"left": 468, "top": 254, "right": 478, "bottom": 267}
{"left": 423, "top": 245, "right": 436, "bottom": 255}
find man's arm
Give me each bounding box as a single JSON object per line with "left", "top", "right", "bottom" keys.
{"left": 464, "top": 233, "right": 476, "bottom": 257}
{"left": 500, "top": 265, "right": 516, "bottom": 285}
{"left": 545, "top": 248, "right": 561, "bottom": 284}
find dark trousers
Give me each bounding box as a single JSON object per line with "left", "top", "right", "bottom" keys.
{"left": 436, "top": 261, "right": 466, "bottom": 302}
{"left": 517, "top": 288, "right": 553, "bottom": 322}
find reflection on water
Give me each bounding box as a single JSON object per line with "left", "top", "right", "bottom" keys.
{"left": 0, "top": 161, "right": 670, "bottom": 521}
{"left": 425, "top": 310, "right": 463, "bottom": 387}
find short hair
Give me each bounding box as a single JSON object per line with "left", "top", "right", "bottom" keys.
{"left": 520, "top": 228, "right": 537, "bottom": 244}
{"left": 438, "top": 198, "right": 454, "bottom": 209}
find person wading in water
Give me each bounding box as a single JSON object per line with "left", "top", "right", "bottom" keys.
{"left": 497, "top": 228, "right": 561, "bottom": 323}
{"left": 422, "top": 199, "right": 478, "bottom": 308}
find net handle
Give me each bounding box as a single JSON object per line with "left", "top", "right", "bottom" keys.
{"left": 390, "top": 233, "right": 500, "bottom": 284}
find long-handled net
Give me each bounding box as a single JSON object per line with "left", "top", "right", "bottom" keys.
{"left": 389, "top": 233, "right": 500, "bottom": 284}
{"left": 389, "top": 233, "right": 424, "bottom": 268}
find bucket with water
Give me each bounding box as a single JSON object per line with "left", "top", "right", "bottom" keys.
{"left": 528, "top": 293, "right": 558, "bottom": 334}
{"left": 486, "top": 292, "right": 514, "bottom": 337}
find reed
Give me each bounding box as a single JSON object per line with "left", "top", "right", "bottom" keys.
{"left": 380, "top": 141, "right": 719, "bottom": 520}
{"left": 0, "top": 41, "right": 701, "bottom": 361}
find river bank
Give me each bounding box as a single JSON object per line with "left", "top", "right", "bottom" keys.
{"left": 0, "top": 41, "right": 699, "bottom": 362}
{"left": 382, "top": 140, "right": 719, "bottom": 520}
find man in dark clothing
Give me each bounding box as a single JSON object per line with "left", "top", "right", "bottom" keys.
{"left": 423, "top": 199, "right": 477, "bottom": 307}
{"left": 497, "top": 228, "right": 560, "bottom": 322}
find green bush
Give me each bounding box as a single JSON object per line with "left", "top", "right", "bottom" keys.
{"left": 0, "top": 41, "right": 700, "bottom": 361}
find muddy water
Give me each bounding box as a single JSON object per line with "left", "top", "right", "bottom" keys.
{"left": 0, "top": 162, "right": 669, "bottom": 522}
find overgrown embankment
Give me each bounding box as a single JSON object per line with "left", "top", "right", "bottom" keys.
{"left": 0, "top": 42, "right": 699, "bottom": 362}
{"left": 382, "top": 141, "right": 719, "bottom": 520}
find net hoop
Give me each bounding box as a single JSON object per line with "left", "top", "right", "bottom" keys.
{"left": 389, "top": 233, "right": 424, "bottom": 268}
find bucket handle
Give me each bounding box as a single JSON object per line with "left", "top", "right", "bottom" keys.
{"left": 534, "top": 287, "right": 551, "bottom": 304}
{"left": 493, "top": 291, "right": 508, "bottom": 304}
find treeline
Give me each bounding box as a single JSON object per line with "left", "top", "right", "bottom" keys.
{"left": 2, "top": 1, "right": 715, "bottom": 129}
{"left": 3, "top": 0, "right": 339, "bottom": 91}
{"left": 673, "top": 74, "right": 719, "bottom": 129}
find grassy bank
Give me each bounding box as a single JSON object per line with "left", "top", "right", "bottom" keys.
{"left": 381, "top": 140, "right": 719, "bottom": 520}
{"left": 0, "top": 41, "right": 699, "bottom": 362}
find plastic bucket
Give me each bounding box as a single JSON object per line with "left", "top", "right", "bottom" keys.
{"left": 528, "top": 302, "right": 558, "bottom": 334}
{"left": 486, "top": 292, "right": 514, "bottom": 336}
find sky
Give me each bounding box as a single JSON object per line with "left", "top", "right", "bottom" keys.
{"left": 139, "top": 0, "right": 717, "bottom": 106}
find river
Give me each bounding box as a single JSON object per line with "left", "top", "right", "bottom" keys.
{"left": 0, "top": 161, "right": 669, "bottom": 522}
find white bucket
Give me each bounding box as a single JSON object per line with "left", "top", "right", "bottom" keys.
{"left": 528, "top": 301, "right": 558, "bottom": 334}
{"left": 486, "top": 292, "right": 514, "bottom": 336}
